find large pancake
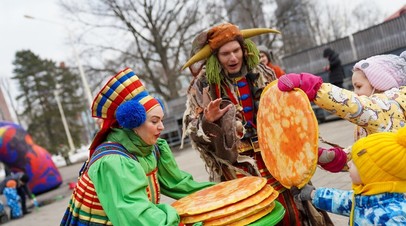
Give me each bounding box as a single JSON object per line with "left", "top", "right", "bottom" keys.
{"left": 248, "top": 201, "right": 285, "bottom": 226}
{"left": 172, "top": 176, "right": 267, "bottom": 216}
{"left": 203, "top": 191, "right": 278, "bottom": 225}
{"left": 181, "top": 185, "right": 276, "bottom": 224}
{"left": 228, "top": 202, "right": 276, "bottom": 226}
{"left": 257, "top": 80, "right": 318, "bottom": 189}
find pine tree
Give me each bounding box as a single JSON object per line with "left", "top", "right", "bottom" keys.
{"left": 12, "top": 50, "right": 87, "bottom": 156}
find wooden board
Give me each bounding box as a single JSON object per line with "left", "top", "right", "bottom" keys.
{"left": 172, "top": 177, "right": 267, "bottom": 216}
{"left": 257, "top": 80, "right": 318, "bottom": 189}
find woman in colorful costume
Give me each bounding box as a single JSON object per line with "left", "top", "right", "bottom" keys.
{"left": 61, "top": 68, "right": 214, "bottom": 226}
{"left": 181, "top": 22, "right": 332, "bottom": 226}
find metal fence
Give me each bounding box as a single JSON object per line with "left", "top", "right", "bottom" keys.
{"left": 161, "top": 96, "right": 188, "bottom": 147}
{"left": 161, "top": 14, "right": 406, "bottom": 146}
{"left": 282, "top": 14, "right": 406, "bottom": 76}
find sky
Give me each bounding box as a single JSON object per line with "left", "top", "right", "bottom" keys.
{"left": 1, "top": 0, "right": 405, "bottom": 117}
{"left": 1, "top": 0, "right": 69, "bottom": 109}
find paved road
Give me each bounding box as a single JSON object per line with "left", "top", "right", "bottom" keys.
{"left": 4, "top": 119, "right": 354, "bottom": 225}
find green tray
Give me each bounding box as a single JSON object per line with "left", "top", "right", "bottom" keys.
{"left": 248, "top": 201, "right": 285, "bottom": 226}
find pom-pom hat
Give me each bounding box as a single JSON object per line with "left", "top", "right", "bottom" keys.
{"left": 353, "top": 51, "right": 406, "bottom": 91}
{"left": 351, "top": 126, "right": 406, "bottom": 195}
{"left": 89, "top": 68, "right": 161, "bottom": 153}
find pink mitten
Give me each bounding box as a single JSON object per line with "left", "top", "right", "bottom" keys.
{"left": 277, "top": 73, "right": 323, "bottom": 101}
{"left": 317, "top": 147, "right": 347, "bottom": 173}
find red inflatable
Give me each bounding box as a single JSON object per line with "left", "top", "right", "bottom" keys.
{"left": 0, "top": 121, "right": 62, "bottom": 194}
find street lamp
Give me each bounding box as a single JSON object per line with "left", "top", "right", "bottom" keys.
{"left": 23, "top": 15, "right": 93, "bottom": 108}
{"left": 54, "top": 86, "right": 75, "bottom": 153}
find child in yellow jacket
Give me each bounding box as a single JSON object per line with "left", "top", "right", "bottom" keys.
{"left": 278, "top": 51, "right": 406, "bottom": 172}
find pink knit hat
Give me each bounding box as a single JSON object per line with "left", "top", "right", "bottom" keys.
{"left": 353, "top": 51, "right": 406, "bottom": 91}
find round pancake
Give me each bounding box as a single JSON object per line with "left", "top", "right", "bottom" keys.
{"left": 203, "top": 191, "right": 278, "bottom": 225}
{"left": 228, "top": 202, "right": 276, "bottom": 226}
{"left": 181, "top": 185, "right": 276, "bottom": 224}
{"left": 257, "top": 80, "right": 318, "bottom": 189}
{"left": 172, "top": 176, "right": 267, "bottom": 216}
{"left": 248, "top": 201, "right": 285, "bottom": 226}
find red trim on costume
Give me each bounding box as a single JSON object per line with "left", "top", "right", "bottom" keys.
{"left": 126, "top": 79, "right": 144, "bottom": 97}
{"left": 215, "top": 84, "right": 221, "bottom": 99}
{"left": 224, "top": 82, "right": 238, "bottom": 104}
{"left": 143, "top": 98, "right": 160, "bottom": 112}
{"left": 236, "top": 77, "right": 254, "bottom": 124}
{"left": 89, "top": 119, "right": 118, "bottom": 157}
{"left": 74, "top": 173, "right": 104, "bottom": 210}
{"left": 146, "top": 168, "right": 160, "bottom": 204}
{"left": 223, "top": 77, "right": 255, "bottom": 125}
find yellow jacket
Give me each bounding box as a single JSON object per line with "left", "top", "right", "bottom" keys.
{"left": 314, "top": 84, "right": 406, "bottom": 141}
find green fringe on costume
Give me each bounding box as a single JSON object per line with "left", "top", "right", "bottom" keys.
{"left": 244, "top": 39, "right": 260, "bottom": 70}
{"left": 205, "top": 38, "right": 260, "bottom": 85}
{"left": 206, "top": 55, "right": 222, "bottom": 85}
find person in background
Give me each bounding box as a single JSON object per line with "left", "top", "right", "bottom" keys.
{"left": 61, "top": 68, "right": 214, "bottom": 226}
{"left": 3, "top": 180, "right": 22, "bottom": 219}
{"left": 293, "top": 127, "right": 406, "bottom": 225}
{"left": 278, "top": 51, "right": 406, "bottom": 173}
{"left": 0, "top": 172, "right": 35, "bottom": 215}
{"left": 257, "top": 45, "right": 286, "bottom": 78}
{"left": 323, "top": 47, "right": 345, "bottom": 88}
{"left": 182, "top": 22, "right": 333, "bottom": 226}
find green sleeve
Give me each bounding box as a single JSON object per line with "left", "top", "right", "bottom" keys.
{"left": 156, "top": 139, "right": 216, "bottom": 200}
{"left": 88, "top": 154, "right": 181, "bottom": 226}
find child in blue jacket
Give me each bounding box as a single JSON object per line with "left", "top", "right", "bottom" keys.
{"left": 293, "top": 127, "right": 406, "bottom": 225}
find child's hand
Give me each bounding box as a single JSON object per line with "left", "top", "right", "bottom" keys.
{"left": 291, "top": 184, "right": 315, "bottom": 201}
{"left": 318, "top": 147, "right": 347, "bottom": 173}
{"left": 277, "top": 73, "right": 323, "bottom": 101}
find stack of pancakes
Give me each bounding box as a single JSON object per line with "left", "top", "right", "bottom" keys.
{"left": 172, "top": 176, "right": 285, "bottom": 226}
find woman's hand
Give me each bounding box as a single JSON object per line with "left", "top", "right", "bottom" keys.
{"left": 203, "top": 98, "right": 232, "bottom": 123}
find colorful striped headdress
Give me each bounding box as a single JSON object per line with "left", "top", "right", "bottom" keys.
{"left": 89, "top": 68, "right": 161, "bottom": 152}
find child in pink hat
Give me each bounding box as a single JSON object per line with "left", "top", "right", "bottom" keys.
{"left": 352, "top": 51, "right": 406, "bottom": 95}
{"left": 277, "top": 50, "right": 406, "bottom": 172}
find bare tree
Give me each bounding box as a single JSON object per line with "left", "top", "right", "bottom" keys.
{"left": 223, "top": 0, "right": 283, "bottom": 64}
{"left": 58, "top": 0, "right": 384, "bottom": 101}
{"left": 60, "top": 0, "right": 222, "bottom": 100}
{"left": 351, "top": 2, "right": 383, "bottom": 33}
{"left": 305, "top": 0, "right": 384, "bottom": 46}
{"left": 274, "top": 0, "right": 316, "bottom": 55}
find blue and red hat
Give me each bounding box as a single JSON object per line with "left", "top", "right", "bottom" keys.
{"left": 89, "top": 68, "right": 161, "bottom": 152}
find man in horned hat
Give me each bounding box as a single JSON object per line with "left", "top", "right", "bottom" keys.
{"left": 182, "top": 22, "right": 333, "bottom": 225}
